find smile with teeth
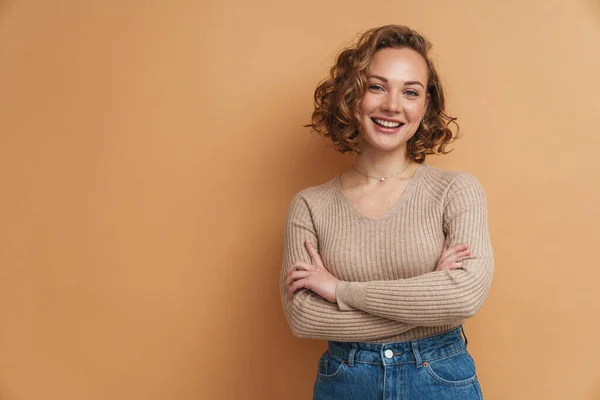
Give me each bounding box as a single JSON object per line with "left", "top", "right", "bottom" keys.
{"left": 372, "top": 118, "right": 403, "bottom": 128}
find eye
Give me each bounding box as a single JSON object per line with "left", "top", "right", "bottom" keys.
{"left": 369, "top": 84, "right": 384, "bottom": 92}
{"left": 405, "top": 89, "right": 419, "bottom": 97}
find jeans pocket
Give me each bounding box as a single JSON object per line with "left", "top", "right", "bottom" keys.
{"left": 317, "top": 351, "right": 346, "bottom": 381}
{"left": 423, "top": 349, "right": 479, "bottom": 387}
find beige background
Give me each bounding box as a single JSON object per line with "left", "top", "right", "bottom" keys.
{"left": 1, "top": 0, "right": 599, "bottom": 399}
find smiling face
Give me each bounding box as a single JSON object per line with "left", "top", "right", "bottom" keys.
{"left": 358, "top": 47, "right": 430, "bottom": 154}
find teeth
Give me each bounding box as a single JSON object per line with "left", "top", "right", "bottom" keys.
{"left": 373, "top": 118, "right": 401, "bottom": 128}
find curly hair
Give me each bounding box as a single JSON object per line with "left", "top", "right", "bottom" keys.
{"left": 306, "top": 25, "right": 460, "bottom": 163}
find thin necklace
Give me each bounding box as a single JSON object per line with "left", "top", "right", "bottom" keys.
{"left": 352, "top": 161, "right": 412, "bottom": 182}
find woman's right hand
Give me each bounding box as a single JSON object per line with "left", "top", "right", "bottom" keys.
{"left": 435, "top": 239, "right": 470, "bottom": 271}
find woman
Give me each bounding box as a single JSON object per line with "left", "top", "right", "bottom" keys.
{"left": 280, "top": 25, "right": 493, "bottom": 399}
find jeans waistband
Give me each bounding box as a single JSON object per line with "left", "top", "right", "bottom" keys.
{"left": 327, "top": 326, "right": 468, "bottom": 367}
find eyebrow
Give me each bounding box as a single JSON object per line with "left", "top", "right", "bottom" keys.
{"left": 369, "top": 75, "right": 425, "bottom": 89}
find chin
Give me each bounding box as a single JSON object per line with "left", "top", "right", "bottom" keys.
{"left": 363, "top": 133, "right": 411, "bottom": 152}
{"left": 364, "top": 141, "right": 406, "bottom": 153}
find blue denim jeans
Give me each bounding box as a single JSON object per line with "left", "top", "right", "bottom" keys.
{"left": 313, "top": 326, "right": 483, "bottom": 400}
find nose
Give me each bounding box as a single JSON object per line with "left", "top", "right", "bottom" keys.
{"left": 381, "top": 93, "right": 401, "bottom": 114}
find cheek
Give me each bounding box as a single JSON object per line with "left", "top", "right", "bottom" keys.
{"left": 359, "top": 94, "right": 377, "bottom": 115}
{"left": 404, "top": 101, "right": 426, "bottom": 120}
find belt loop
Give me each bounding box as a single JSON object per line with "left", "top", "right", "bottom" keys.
{"left": 460, "top": 325, "right": 469, "bottom": 347}
{"left": 347, "top": 343, "right": 358, "bottom": 367}
{"left": 411, "top": 339, "right": 423, "bottom": 368}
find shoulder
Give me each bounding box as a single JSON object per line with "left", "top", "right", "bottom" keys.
{"left": 287, "top": 177, "right": 338, "bottom": 217}
{"left": 419, "top": 163, "right": 487, "bottom": 203}
{"left": 419, "top": 162, "right": 479, "bottom": 186}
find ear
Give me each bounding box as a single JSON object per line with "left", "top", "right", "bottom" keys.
{"left": 425, "top": 93, "right": 431, "bottom": 112}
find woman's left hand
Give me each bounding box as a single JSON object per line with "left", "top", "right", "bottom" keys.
{"left": 286, "top": 240, "right": 340, "bottom": 303}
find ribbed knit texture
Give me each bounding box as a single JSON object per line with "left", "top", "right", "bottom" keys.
{"left": 280, "top": 162, "right": 494, "bottom": 343}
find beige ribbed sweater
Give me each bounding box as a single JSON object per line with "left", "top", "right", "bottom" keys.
{"left": 280, "top": 162, "right": 494, "bottom": 343}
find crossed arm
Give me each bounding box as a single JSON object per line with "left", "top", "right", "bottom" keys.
{"left": 280, "top": 174, "right": 494, "bottom": 341}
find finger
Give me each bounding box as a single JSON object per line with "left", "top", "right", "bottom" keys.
{"left": 305, "top": 240, "right": 324, "bottom": 268}
{"left": 438, "top": 247, "right": 457, "bottom": 265}
{"left": 449, "top": 249, "right": 471, "bottom": 264}
{"left": 455, "top": 249, "right": 471, "bottom": 260}
{"left": 436, "top": 263, "right": 453, "bottom": 272}
{"left": 439, "top": 243, "right": 468, "bottom": 264}
{"left": 288, "top": 261, "right": 313, "bottom": 276}
{"left": 446, "top": 243, "right": 468, "bottom": 252}
{"left": 436, "top": 245, "right": 471, "bottom": 271}
{"left": 285, "top": 270, "right": 310, "bottom": 286}
{"left": 288, "top": 278, "right": 308, "bottom": 299}
{"left": 437, "top": 259, "right": 463, "bottom": 272}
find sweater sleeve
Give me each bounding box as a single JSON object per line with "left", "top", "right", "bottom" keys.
{"left": 280, "top": 192, "right": 417, "bottom": 341}
{"left": 335, "top": 173, "right": 494, "bottom": 326}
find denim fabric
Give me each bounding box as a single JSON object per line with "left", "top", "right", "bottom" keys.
{"left": 313, "top": 326, "right": 483, "bottom": 400}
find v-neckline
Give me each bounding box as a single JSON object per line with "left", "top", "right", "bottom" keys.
{"left": 333, "top": 162, "right": 426, "bottom": 223}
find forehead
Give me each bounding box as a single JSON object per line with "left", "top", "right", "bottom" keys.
{"left": 368, "top": 47, "right": 428, "bottom": 83}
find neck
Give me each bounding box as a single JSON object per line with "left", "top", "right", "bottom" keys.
{"left": 354, "top": 146, "right": 412, "bottom": 178}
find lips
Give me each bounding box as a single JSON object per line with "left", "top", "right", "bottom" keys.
{"left": 370, "top": 117, "right": 404, "bottom": 132}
